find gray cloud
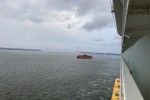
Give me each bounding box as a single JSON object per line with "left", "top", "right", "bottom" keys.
{"left": 45, "top": 0, "right": 110, "bottom": 15}
{"left": 0, "top": 0, "right": 110, "bottom": 23}
{"left": 93, "top": 38, "right": 104, "bottom": 42}
{"left": 77, "top": 0, "right": 110, "bottom": 16}
{"left": 67, "top": 23, "right": 76, "bottom": 29}
{"left": 82, "top": 13, "right": 113, "bottom": 31}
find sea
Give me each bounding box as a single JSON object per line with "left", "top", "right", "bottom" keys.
{"left": 0, "top": 50, "right": 120, "bottom": 100}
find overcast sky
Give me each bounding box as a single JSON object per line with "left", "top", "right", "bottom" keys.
{"left": 0, "top": 0, "right": 121, "bottom": 53}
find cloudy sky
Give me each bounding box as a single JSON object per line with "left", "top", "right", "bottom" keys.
{"left": 0, "top": 0, "right": 121, "bottom": 53}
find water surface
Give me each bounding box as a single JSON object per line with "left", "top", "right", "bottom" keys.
{"left": 0, "top": 51, "right": 120, "bottom": 100}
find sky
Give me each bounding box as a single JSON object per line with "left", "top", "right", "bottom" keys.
{"left": 0, "top": 0, "right": 121, "bottom": 53}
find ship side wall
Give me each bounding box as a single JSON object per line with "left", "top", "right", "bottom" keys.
{"left": 122, "top": 34, "right": 150, "bottom": 100}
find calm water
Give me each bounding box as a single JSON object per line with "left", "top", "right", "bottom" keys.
{"left": 0, "top": 50, "right": 120, "bottom": 100}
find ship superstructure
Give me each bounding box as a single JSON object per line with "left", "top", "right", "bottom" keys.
{"left": 112, "top": 0, "right": 150, "bottom": 100}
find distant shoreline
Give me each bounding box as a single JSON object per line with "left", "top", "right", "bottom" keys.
{"left": 81, "top": 52, "right": 121, "bottom": 56}
{"left": 0, "top": 47, "right": 42, "bottom": 51}
{"left": 0, "top": 48, "right": 120, "bottom": 55}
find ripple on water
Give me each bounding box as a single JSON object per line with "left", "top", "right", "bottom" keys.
{"left": 0, "top": 51, "right": 120, "bottom": 100}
